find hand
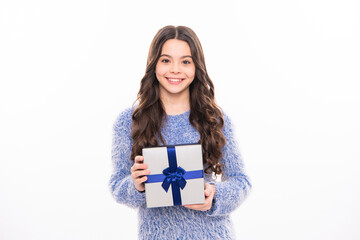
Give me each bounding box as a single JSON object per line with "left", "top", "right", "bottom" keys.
{"left": 184, "top": 183, "right": 216, "bottom": 211}
{"left": 130, "top": 155, "right": 150, "bottom": 192}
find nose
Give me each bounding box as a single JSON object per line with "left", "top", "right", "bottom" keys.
{"left": 170, "top": 62, "right": 181, "bottom": 73}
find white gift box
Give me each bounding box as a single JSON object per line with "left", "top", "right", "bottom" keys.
{"left": 143, "top": 144, "right": 205, "bottom": 208}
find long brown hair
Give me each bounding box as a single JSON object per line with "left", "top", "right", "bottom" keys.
{"left": 131, "top": 25, "right": 226, "bottom": 174}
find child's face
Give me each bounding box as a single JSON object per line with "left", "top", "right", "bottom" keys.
{"left": 155, "top": 39, "right": 196, "bottom": 99}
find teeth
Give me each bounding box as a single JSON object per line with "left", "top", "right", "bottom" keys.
{"left": 168, "top": 78, "right": 183, "bottom": 82}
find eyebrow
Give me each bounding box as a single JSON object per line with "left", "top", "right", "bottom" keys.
{"left": 160, "top": 54, "right": 192, "bottom": 59}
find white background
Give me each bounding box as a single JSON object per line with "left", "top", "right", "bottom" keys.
{"left": 1, "top": 0, "right": 359, "bottom": 239}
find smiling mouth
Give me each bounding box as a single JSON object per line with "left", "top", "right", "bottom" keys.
{"left": 166, "top": 77, "right": 184, "bottom": 82}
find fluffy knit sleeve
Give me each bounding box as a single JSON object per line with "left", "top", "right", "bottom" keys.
{"left": 109, "top": 108, "right": 146, "bottom": 208}
{"left": 206, "top": 113, "right": 252, "bottom": 216}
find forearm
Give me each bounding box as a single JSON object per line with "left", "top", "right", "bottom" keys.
{"left": 206, "top": 173, "right": 251, "bottom": 216}
{"left": 109, "top": 173, "right": 146, "bottom": 208}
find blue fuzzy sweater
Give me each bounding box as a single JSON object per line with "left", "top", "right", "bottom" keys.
{"left": 109, "top": 108, "right": 251, "bottom": 240}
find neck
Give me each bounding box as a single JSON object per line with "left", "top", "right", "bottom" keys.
{"left": 160, "top": 90, "right": 190, "bottom": 115}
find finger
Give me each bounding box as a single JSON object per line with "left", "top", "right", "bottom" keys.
{"left": 131, "top": 170, "right": 149, "bottom": 180}
{"left": 184, "top": 204, "right": 203, "bottom": 210}
{"left": 203, "top": 193, "right": 214, "bottom": 208}
{"left": 204, "top": 187, "right": 213, "bottom": 196}
{"left": 134, "top": 155, "right": 144, "bottom": 164}
{"left": 135, "top": 175, "right": 148, "bottom": 184}
{"left": 132, "top": 163, "right": 148, "bottom": 172}
{"left": 184, "top": 205, "right": 196, "bottom": 210}
{"left": 184, "top": 204, "right": 195, "bottom": 207}
{"left": 204, "top": 183, "right": 215, "bottom": 196}
{"left": 204, "top": 184, "right": 210, "bottom": 193}
{"left": 185, "top": 204, "right": 208, "bottom": 211}
{"left": 134, "top": 169, "right": 150, "bottom": 178}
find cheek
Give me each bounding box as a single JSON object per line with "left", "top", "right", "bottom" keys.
{"left": 155, "top": 64, "right": 167, "bottom": 77}
{"left": 185, "top": 66, "right": 196, "bottom": 79}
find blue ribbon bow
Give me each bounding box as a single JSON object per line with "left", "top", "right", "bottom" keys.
{"left": 161, "top": 166, "right": 187, "bottom": 192}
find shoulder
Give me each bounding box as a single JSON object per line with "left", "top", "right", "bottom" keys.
{"left": 113, "top": 107, "right": 134, "bottom": 133}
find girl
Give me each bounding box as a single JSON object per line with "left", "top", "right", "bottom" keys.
{"left": 109, "top": 25, "right": 251, "bottom": 240}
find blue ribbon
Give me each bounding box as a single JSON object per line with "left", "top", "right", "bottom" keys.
{"left": 146, "top": 170, "right": 204, "bottom": 184}
{"left": 145, "top": 146, "right": 204, "bottom": 206}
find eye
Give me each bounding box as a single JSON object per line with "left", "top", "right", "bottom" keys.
{"left": 183, "top": 60, "right": 191, "bottom": 64}
{"left": 161, "top": 58, "right": 170, "bottom": 63}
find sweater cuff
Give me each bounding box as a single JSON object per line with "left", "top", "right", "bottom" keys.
{"left": 205, "top": 182, "right": 223, "bottom": 216}
{"left": 127, "top": 175, "right": 146, "bottom": 204}
{"left": 121, "top": 175, "right": 146, "bottom": 207}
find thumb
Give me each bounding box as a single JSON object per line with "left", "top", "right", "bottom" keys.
{"left": 205, "top": 190, "right": 210, "bottom": 197}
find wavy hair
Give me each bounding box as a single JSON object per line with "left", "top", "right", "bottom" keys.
{"left": 131, "top": 25, "right": 226, "bottom": 175}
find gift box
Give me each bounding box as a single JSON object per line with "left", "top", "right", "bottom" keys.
{"left": 143, "top": 144, "right": 205, "bottom": 208}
